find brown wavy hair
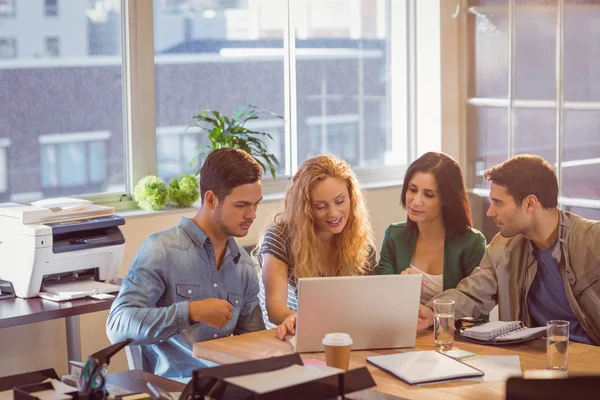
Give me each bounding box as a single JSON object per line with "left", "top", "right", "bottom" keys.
{"left": 266, "top": 155, "right": 374, "bottom": 280}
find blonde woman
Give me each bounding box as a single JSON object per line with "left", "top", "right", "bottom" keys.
{"left": 256, "top": 155, "right": 376, "bottom": 340}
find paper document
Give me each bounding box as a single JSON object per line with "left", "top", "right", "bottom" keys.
{"left": 224, "top": 364, "right": 343, "bottom": 394}
{"left": 41, "top": 280, "right": 120, "bottom": 301}
{"left": 464, "top": 356, "right": 522, "bottom": 381}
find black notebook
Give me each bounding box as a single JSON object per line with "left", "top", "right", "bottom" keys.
{"left": 367, "top": 350, "right": 484, "bottom": 385}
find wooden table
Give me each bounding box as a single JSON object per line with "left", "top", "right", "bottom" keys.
{"left": 193, "top": 329, "right": 600, "bottom": 400}
{"left": 0, "top": 296, "right": 114, "bottom": 363}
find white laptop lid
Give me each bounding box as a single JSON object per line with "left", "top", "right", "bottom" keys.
{"left": 291, "top": 274, "right": 421, "bottom": 353}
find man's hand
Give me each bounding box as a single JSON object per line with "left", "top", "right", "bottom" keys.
{"left": 417, "top": 304, "right": 434, "bottom": 331}
{"left": 189, "top": 298, "right": 233, "bottom": 329}
{"left": 401, "top": 268, "right": 429, "bottom": 293}
{"left": 276, "top": 313, "right": 297, "bottom": 340}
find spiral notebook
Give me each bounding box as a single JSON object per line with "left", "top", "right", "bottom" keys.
{"left": 460, "top": 321, "right": 546, "bottom": 344}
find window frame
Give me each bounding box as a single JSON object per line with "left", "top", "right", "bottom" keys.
{"left": 126, "top": 0, "right": 412, "bottom": 206}
{"left": 0, "top": 138, "right": 9, "bottom": 194}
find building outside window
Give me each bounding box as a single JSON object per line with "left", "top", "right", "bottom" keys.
{"left": 39, "top": 131, "right": 110, "bottom": 197}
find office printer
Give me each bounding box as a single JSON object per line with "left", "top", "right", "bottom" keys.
{"left": 0, "top": 198, "right": 125, "bottom": 299}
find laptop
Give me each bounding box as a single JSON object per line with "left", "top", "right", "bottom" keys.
{"left": 288, "top": 274, "right": 421, "bottom": 353}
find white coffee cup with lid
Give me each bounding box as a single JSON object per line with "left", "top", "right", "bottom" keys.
{"left": 322, "top": 333, "right": 353, "bottom": 370}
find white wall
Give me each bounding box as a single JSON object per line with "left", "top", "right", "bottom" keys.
{"left": 0, "top": 185, "right": 405, "bottom": 377}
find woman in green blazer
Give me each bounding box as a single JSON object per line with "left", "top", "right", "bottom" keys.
{"left": 375, "top": 152, "right": 486, "bottom": 304}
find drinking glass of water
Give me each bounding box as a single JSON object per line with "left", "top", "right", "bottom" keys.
{"left": 547, "top": 320, "right": 569, "bottom": 371}
{"left": 433, "top": 299, "right": 455, "bottom": 351}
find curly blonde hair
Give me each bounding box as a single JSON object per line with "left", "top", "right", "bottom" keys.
{"left": 268, "top": 155, "right": 374, "bottom": 280}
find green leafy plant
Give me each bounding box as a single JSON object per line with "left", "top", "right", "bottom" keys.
{"left": 133, "top": 175, "right": 169, "bottom": 211}
{"left": 188, "top": 105, "right": 282, "bottom": 179}
{"left": 169, "top": 174, "right": 200, "bottom": 208}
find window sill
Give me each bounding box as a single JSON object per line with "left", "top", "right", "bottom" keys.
{"left": 117, "top": 180, "right": 403, "bottom": 220}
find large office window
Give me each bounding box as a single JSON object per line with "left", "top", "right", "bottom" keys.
{"left": 153, "top": 0, "right": 286, "bottom": 180}
{"left": 466, "top": 0, "right": 600, "bottom": 220}
{"left": 154, "top": 0, "right": 406, "bottom": 183}
{"left": 0, "top": 0, "right": 125, "bottom": 202}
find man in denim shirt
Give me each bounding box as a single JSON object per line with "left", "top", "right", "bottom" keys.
{"left": 107, "top": 148, "right": 266, "bottom": 379}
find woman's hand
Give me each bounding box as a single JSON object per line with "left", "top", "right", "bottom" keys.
{"left": 401, "top": 268, "right": 428, "bottom": 293}
{"left": 276, "top": 313, "right": 297, "bottom": 340}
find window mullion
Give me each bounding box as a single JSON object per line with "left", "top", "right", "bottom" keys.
{"left": 508, "top": 0, "right": 515, "bottom": 158}
{"left": 283, "top": 0, "right": 298, "bottom": 176}
{"left": 556, "top": 0, "right": 565, "bottom": 205}
{"left": 124, "top": 0, "right": 157, "bottom": 197}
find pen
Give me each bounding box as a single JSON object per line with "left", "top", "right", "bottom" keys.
{"left": 227, "top": 298, "right": 237, "bottom": 307}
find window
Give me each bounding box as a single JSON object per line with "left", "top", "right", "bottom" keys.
{"left": 0, "top": 38, "right": 16, "bottom": 58}
{"left": 0, "top": 1, "right": 410, "bottom": 205}
{"left": 0, "top": 138, "right": 9, "bottom": 199}
{"left": 0, "top": 0, "right": 14, "bottom": 17}
{"left": 153, "top": 0, "right": 286, "bottom": 180}
{"left": 466, "top": 0, "right": 600, "bottom": 219}
{"left": 153, "top": 0, "right": 408, "bottom": 184}
{"left": 45, "top": 0, "right": 58, "bottom": 17}
{"left": 39, "top": 131, "right": 110, "bottom": 196}
{"left": 0, "top": 2, "right": 125, "bottom": 203}
{"left": 45, "top": 37, "right": 59, "bottom": 57}
{"left": 295, "top": 0, "right": 397, "bottom": 170}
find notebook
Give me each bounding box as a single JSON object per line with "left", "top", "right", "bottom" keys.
{"left": 459, "top": 321, "right": 546, "bottom": 344}
{"left": 366, "top": 350, "right": 484, "bottom": 385}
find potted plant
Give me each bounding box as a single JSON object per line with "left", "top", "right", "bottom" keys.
{"left": 188, "top": 105, "right": 282, "bottom": 179}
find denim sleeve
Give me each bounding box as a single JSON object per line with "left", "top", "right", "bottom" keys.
{"left": 234, "top": 268, "right": 265, "bottom": 335}
{"left": 106, "top": 238, "right": 191, "bottom": 345}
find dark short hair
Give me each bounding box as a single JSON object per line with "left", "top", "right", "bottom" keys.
{"left": 401, "top": 152, "right": 472, "bottom": 235}
{"left": 200, "top": 148, "right": 262, "bottom": 203}
{"left": 484, "top": 154, "right": 558, "bottom": 208}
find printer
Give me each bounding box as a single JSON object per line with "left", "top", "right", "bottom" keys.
{"left": 0, "top": 198, "right": 125, "bottom": 299}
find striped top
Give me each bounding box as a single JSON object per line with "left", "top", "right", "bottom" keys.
{"left": 256, "top": 224, "right": 376, "bottom": 328}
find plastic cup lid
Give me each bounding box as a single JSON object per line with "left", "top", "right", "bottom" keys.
{"left": 322, "top": 333, "right": 353, "bottom": 346}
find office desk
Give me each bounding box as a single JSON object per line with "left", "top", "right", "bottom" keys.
{"left": 0, "top": 297, "right": 114, "bottom": 364}
{"left": 193, "top": 329, "right": 600, "bottom": 400}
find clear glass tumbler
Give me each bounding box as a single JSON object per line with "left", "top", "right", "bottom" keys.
{"left": 433, "top": 299, "right": 455, "bottom": 351}
{"left": 547, "top": 320, "right": 569, "bottom": 371}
